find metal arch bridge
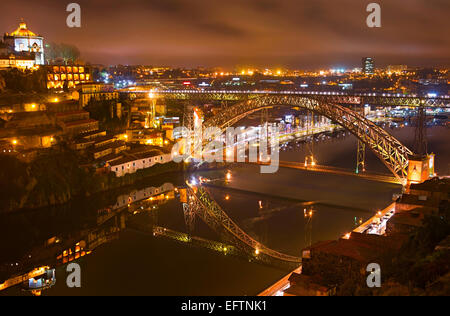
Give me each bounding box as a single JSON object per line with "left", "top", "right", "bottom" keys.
{"left": 201, "top": 95, "right": 414, "bottom": 183}
{"left": 185, "top": 184, "right": 302, "bottom": 269}
{"left": 126, "top": 89, "right": 450, "bottom": 108}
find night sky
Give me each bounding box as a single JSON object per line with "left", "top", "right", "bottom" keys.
{"left": 1, "top": 0, "right": 449, "bottom": 68}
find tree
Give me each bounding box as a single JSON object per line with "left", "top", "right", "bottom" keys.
{"left": 59, "top": 43, "right": 80, "bottom": 63}
{"left": 1, "top": 68, "right": 46, "bottom": 93}
{"left": 45, "top": 42, "right": 81, "bottom": 64}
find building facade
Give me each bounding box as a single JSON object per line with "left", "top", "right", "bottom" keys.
{"left": 109, "top": 151, "right": 172, "bottom": 177}
{"left": 3, "top": 21, "right": 44, "bottom": 65}
{"left": 77, "top": 83, "right": 119, "bottom": 107}
{"left": 55, "top": 110, "right": 99, "bottom": 137}
{"left": 362, "top": 57, "right": 374, "bottom": 75}
{"left": 46, "top": 65, "right": 91, "bottom": 90}
{"left": 0, "top": 54, "right": 35, "bottom": 69}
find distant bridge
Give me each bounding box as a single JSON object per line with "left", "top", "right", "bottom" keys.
{"left": 125, "top": 89, "right": 450, "bottom": 108}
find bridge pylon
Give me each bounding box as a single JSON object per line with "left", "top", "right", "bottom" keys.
{"left": 414, "top": 105, "right": 428, "bottom": 156}
{"left": 356, "top": 140, "right": 366, "bottom": 174}
{"left": 183, "top": 202, "right": 196, "bottom": 234}
{"left": 305, "top": 111, "right": 316, "bottom": 166}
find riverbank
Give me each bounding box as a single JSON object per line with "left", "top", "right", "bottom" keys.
{"left": 0, "top": 149, "right": 184, "bottom": 213}
{"left": 258, "top": 178, "right": 450, "bottom": 296}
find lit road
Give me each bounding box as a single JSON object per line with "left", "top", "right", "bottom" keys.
{"left": 255, "top": 160, "right": 401, "bottom": 185}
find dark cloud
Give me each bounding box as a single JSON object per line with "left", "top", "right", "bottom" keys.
{"left": 195, "top": 22, "right": 249, "bottom": 38}
{"left": 0, "top": 0, "right": 448, "bottom": 68}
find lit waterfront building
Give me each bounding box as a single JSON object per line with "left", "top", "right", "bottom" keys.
{"left": 3, "top": 20, "right": 44, "bottom": 65}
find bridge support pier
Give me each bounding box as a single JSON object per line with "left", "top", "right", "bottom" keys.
{"left": 407, "top": 154, "right": 435, "bottom": 185}
{"left": 356, "top": 140, "right": 366, "bottom": 174}
{"left": 183, "top": 203, "right": 196, "bottom": 233}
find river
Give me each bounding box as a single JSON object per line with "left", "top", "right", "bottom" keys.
{"left": 0, "top": 124, "right": 448, "bottom": 296}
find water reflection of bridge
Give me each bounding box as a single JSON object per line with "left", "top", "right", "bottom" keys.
{"left": 180, "top": 184, "right": 302, "bottom": 270}
{"left": 123, "top": 184, "right": 302, "bottom": 270}
{"left": 1, "top": 179, "right": 298, "bottom": 294}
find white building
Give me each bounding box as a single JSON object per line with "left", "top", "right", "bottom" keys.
{"left": 3, "top": 21, "right": 44, "bottom": 65}
{"left": 0, "top": 54, "right": 35, "bottom": 69}
{"left": 109, "top": 150, "right": 172, "bottom": 177}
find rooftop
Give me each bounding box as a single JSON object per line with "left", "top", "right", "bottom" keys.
{"left": 398, "top": 194, "right": 440, "bottom": 208}
{"left": 78, "top": 130, "right": 107, "bottom": 139}
{"left": 389, "top": 211, "right": 425, "bottom": 228}
{"left": 7, "top": 21, "right": 39, "bottom": 37}
{"left": 109, "top": 149, "right": 168, "bottom": 167}
{"left": 56, "top": 110, "right": 89, "bottom": 117}
{"left": 64, "top": 119, "right": 98, "bottom": 128}
{"left": 0, "top": 54, "right": 35, "bottom": 61}
{"left": 91, "top": 141, "right": 126, "bottom": 154}
{"left": 410, "top": 178, "right": 450, "bottom": 194}
{"left": 305, "top": 232, "right": 405, "bottom": 263}
{"left": 287, "top": 273, "right": 332, "bottom": 294}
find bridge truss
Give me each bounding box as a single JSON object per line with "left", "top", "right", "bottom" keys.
{"left": 202, "top": 95, "right": 414, "bottom": 182}
{"left": 138, "top": 90, "right": 450, "bottom": 108}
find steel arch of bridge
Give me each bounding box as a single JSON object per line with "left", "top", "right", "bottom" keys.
{"left": 203, "top": 95, "right": 414, "bottom": 182}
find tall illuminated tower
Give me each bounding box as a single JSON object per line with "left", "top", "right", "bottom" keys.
{"left": 362, "top": 57, "right": 374, "bottom": 75}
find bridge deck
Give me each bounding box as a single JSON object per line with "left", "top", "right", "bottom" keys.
{"left": 254, "top": 161, "right": 402, "bottom": 185}
{"left": 124, "top": 89, "right": 449, "bottom": 107}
